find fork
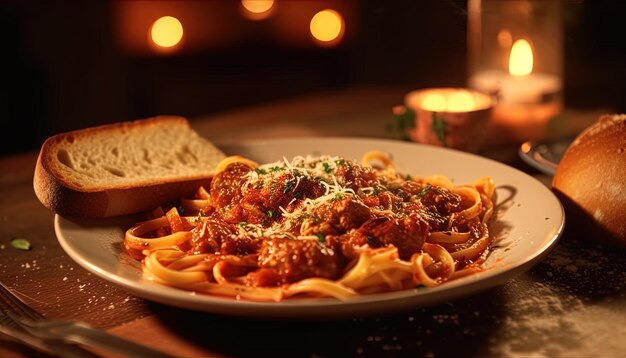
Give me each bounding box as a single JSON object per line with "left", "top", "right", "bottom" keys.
{"left": 0, "top": 281, "right": 173, "bottom": 358}
{"left": 0, "top": 283, "right": 100, "bottom": 358}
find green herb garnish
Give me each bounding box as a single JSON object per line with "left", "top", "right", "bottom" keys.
{"left": 283, "top": 180, "right": 294, "bottom": 193}
{"left": 335, "top": 159, "right": 345, "bottom": 166}
{"left": 315, "top": 233, "right": 326, "bottom": 243}
{"left": 11, "top": 238, "right": 31, "bottom": 251}
{"left": 254, "top": 168, "right": 267, "bottom": 175}
{"left": 417, "top": 183, "right": 432, "bottom": 198}
{"left": 177, "top": 206, "right": 186, "bottom": 215}
{"left": 432, "top": 113, "right": 447, "bottom": 147}
{"left": 237, "top": 221, "right": 248, "bottom": 227}
{"left": 267, "top": 209, "right": 275, "bottom": 218}
{"left": 322, "top": 162, "right": 332, "bottom": 174}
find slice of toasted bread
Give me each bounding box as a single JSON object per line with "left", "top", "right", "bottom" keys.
{"left": 34, "top": 115, "right": 226, "bottom": 218}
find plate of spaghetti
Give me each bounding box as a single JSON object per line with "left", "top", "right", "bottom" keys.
{"left": 55, "top": 137, "right": 564, "bottom": 318}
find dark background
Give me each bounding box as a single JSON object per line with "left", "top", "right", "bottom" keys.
{"left": 1, "top": 0, "right": 624, "bottom": 156}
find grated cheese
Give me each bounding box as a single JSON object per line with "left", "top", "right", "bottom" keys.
{"left": 239, "top": 155, "right": 370, "bottom": 238}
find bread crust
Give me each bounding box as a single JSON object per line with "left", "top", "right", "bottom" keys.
{"left": 33, "top": 116, "right": 220, "bottom": 218}
{"left": 552, "top": 114, "right": 626, "bottom": 247}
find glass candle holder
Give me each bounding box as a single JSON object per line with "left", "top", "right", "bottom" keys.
{"left": 467, "top": 0, "right": 563, "bottom": 144}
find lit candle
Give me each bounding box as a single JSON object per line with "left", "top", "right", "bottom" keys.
{"left": 401, "top": 88, "right": 493, "bottom": 152}
{"left": 469, "top": 38, "right": 563, "bottom": 143}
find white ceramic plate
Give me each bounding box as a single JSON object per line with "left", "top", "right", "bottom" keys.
{"left": 55, "top": 137, "right": 565, "bottom": 318}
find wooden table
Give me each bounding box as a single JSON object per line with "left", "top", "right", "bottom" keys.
{"left": 1, "top": 86, "right": 624, "bottom": 357}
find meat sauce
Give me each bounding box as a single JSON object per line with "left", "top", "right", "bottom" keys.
{"left": 189, "top": 156, "right": 469, "bottom": 287}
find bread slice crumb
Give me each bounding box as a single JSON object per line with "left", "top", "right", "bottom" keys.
{"left": 34, "top": 116, "right": 226, "bottom": 218}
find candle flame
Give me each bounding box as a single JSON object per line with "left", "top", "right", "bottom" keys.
{"left": 447, "top": 91, "right": 475, "bottom": 112}
{"left": 421, "top": 91, "right": 476, "bottom": 112}
{"left": 421, "top": 93, "right": 447, "bottom": 112}
{"left": 509, "top": 39, "right": 533, "bottom": 76}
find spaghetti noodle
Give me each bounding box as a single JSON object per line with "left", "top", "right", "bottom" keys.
{"left": 124, "top": 152, "right": 496, "bottom": 301}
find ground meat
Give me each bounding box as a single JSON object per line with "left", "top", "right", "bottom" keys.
{"left": 301, "top": 197, "right": 372, "bottom": 236}
{"left": 237, "top": 173, "right": 326, "bottom": 226}
{"left": 290, "top": 175, "right": 326, "bottom": 200}
{"left": 257, "top": 237, "right": 342, "bottom": 284}
{"left": 334, "top": 161, "right": 378, "bottom": 191}
{"left": 191, "top": 219, "right": 260, "bottom": 255}
{"left": 393, "top": 181, "right": 425, "bottom": 201}
{"left": 419, "top": 185, "right": 461, "bottom": 216}
{"left": 210, "top": 163, "right": 251, "bottom": 222}
{"left": 398, "top": 201, "right": 447, "bottom": 231}
{"left": 361, "top": 191, "right": 403, "bottom": 211}
{"left": 245, "top": 268, "right": 282, "bottom": 287}
{"left": 343, "top": 216, "right": 429, "bottom": 260}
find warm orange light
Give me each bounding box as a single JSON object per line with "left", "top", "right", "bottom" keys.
{"left": 241, "top": 0, "right": 274, "bottom": 14}
{"left": 497, "top": 29, "right": 512, "bottom": 48}
{"left": 150, "top": 16, "right": 183, "bottom": 48}
{"left": 509, "top": 39, "right": 533, "bottom": 76}
{"left": 422, "top": 91, "right": 476, "bottom": 112}
{"left": 421, "top": 93, "right": 447, "bottom": 112}
{"left": 310, "top": 9, "right": 344, "bottom": 43}
{"left": 447, "top": 91, "right": 476, "bottom": 112}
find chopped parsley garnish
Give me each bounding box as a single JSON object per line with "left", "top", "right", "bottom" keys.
{"left": 432, "top": 113, "right": 447, "bottom": 147}
{"left": 322, "top": 162, "right": 332, "bottom": 174}
{"left": 335, "top": 159, "right": 345, "bottom": 166}
{"left": 11, "top": 238, "right": 31, "bottom": 251}
{"left": 270, "top": 166, "right": 283, "bottom": 172}
{"left": 237, "top": 221, "right": 248, "bottom": 227}
{"left": 315, "top": 233, "right": 326, "bottom": 243}
{"left": 197, "top": 209, "right": 206, "bottom": 217}
{"left": 283, "top": 180, "right": 294, "bottom": 193}
{"left": 405, "top": 174, "right": 412, "bottom": 181}
{"left": 332, "top": 193, "right": 344, "bottom": 201}
{"left": 254, "top": 168, "right": 267, "bottom": 175}
{"left": 417, "top": 183, "right": 432, "bottom": 198}
{"left": 267, "top": 209, "right": 275, "bottom": 218}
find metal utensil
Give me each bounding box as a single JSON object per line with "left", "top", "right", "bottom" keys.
{"left": 0, "top": 314, "right": 99, "bottom": 358}
{"left": 0, "top": 281, "right": 173, "bottom": 358}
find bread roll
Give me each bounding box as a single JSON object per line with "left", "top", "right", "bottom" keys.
{"left": 34, "top": 116, "right": 226, "bottom": 218}
{"left": 552, "top": 114, "right": 626, "bottom": 247}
